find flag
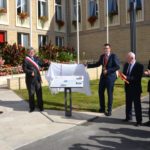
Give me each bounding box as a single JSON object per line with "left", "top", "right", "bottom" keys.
{"left": 118, "top": 71, "right": 129, "bottom": 84}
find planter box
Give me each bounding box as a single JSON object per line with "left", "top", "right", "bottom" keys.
{"left": 0, "top": 67, "right": 102, "bottom": 90}
{"left": 7, "top": 71, "right": 48, "bottom": 90}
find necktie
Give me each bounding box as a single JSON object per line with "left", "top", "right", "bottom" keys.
{"left": 104, "top": 55, "right": 108, "bottom": 66}
{"left": 127, "top": 64, "right": 131, "bottom": 75}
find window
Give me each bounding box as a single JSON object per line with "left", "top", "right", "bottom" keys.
{"left": 55, "top": 0, "right": 62, "bottom": 21}
{"left": 38, "top": 35, "right": 47, "bottom": 47}
{"left": 55, "top": 36, "right": 64, "bottom": 47}
{"left": 127, "top": 0, "right": 142, "bottom": 11}
{"left": 72, "top": 0, "right": 81, "bottom": 22}
{"left": 0, "top": 0, "right": 6, "bottom": 8}
{"left": 17, "top": 33, "right": 29, "bottom": 48}
{"left": 104, "top": 0, "right": 119, "bottom": 26}
{"left": 108, "top": 0, "right": 118, "bottom": 17}
{"left": 0, "top": 31, "right": 6, "bottom": 43}
{"left": 88, "top": 0, "right": 98, "bottom": 17}
{"left": 38, "top": 0, "right": 47, "bottom": 17}
{"left": 17, "top": 0, "right": 28, "bottom": 14}
{"left": 126, "top": 0, "right": 144, "bottom": 22}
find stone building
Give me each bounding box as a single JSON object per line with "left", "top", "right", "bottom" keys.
{"left": 0, "top": 0, "right": 149, "bottom": 64}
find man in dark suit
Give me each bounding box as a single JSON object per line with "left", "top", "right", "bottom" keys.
{"left": 87, "top": 43, "right": 120, "bottom": 116}
{"left": 143, "top": 60, "right": 150, "bottom": 126}
{"left": 123, "top": 52, "right": 144, "bottom": 126}
{"left": 23, "top": 47, "right": 49, "bottom": 112}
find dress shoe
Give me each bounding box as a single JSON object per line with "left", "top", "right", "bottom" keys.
{"left": 105, "top": 112, "right": 112, "bottom": 116}
{"left": 39, "top": 108, "right": 44, "bottom": 112}
{"left": 0, "top": 111, "right": 3, "bottom": 114}
{"left": 143, "top": 121, "right": 150, "bottom": 126}
{"left": 122, "top": 118, "right": 132, "bottom": 122}
{"left": 29, "top": 109, "right": 34, "bottom": 113}
{"left": 99, "top": 109, "right": 105, "bottom": 113}
{"left": 135, "top": 122, "right": 142, "bottom": 127}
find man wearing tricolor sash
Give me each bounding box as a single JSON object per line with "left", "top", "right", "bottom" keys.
{"left": 22, "top": 47, "right": 49, "bottom": 112}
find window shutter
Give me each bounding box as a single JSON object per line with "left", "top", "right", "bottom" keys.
{"left": 38, "top": 1, "right": 41, "bottom": 17}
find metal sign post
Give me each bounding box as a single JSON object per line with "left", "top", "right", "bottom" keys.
{"left": 50, "top": 76, "right": 84, "bottom": 117}
{"left": 64, "top": 88, "right": 72, "bottom": 116}
{"left": 130, "top": 0, "right": 136, "bottom": 54}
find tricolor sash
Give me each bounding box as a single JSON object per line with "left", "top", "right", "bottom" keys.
{"left": 25, "top": 56, "right": 40, "bottom": 73}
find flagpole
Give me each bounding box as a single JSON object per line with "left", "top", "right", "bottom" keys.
{"left": 76, "top": 0, "right": 80, "bottom": 64}
{"left": 30, "top": 0, "right": 32, "bottom": 47}
{"left": 106, "top": 0, "right": 109, "bottom": 43}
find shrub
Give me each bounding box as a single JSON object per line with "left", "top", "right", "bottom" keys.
{"left": 39, "top": 42, "right": 76, "bottom": 62}
{"left": 0, "top": 42, "right": 27, "bottom": 66}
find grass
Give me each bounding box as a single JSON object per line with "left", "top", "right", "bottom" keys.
{"left": 15, "top": 78, "right": 149, "bottom": 112}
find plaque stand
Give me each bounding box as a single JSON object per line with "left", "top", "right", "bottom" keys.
{"left": 64, "top": 88, "right": 72, "bottom": 117}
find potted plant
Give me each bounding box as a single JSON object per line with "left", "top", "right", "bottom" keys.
{"left": 39, "top": 16, "right": 48, "bottom": 28}
{"left": 88, "top": 16, "right": 98, "bottom": 26}
{"left": 18, "top": 12, "right": 29, "bottom": 24}
{"left": 56, "top": 20, "right": 65, "bottom": 29}
{"left": 0, "top": 8, "right": 7, "bottom": 16}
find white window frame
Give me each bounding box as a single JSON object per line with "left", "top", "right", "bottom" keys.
{"left": 72, "top": 0, "right": 81, "bottom": 22}
{"left": 18, "top": 33, "right": 29, "bottom": 48}
{"left": 17, "top": 0, "right": 28, "bottom": 14}
{"left": 38, "top": 0, "right": 47, "bottom": 17}
{"left": 56, "top": 36, "right": 64, "bottom": 47}
{"left": 55, "top": 0, "right": 63, "bottom": 21}
{"left": 88, "top": 0, "right": 99, "bottom": 17}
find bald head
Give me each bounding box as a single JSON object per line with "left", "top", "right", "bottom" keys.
{"left": 126, "top": 52, "right": 136, "bottom": 64}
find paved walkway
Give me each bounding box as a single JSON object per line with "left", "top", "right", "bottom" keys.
{"left": 17, "top": 96, "right": 150, "bottom": 150}
{"left": 0, "top": 88, "right": 103, "bottom": 150}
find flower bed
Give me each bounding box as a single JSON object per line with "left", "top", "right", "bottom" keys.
{"left": 0, "top": 65, "right": 23, "bottom": 76}
{"left": 0, "top": 42, "right": 76, "bottom": 76}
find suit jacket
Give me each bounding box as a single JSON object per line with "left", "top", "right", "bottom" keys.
{"left": 87, "top": 53, "right": 120, "bottom": 81}
{"left": 22, "top": 56, "right": 48, "bottom": 83}
{"left": 123, "top": 62, "right": 144, "bottom": 94}
{"left": 148, "top": 60, "right": 150, "bottom": 92}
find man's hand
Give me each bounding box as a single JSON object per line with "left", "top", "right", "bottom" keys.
{"left": 144, "top": 70, "right": 150, "bottom": 76}
{"left": 32, "top": 72, "right": 34, "bottom": 77}
{"left": 103, "top": 69, "right": 108, "bottom": 75}
{"left": 43, "top": 59, "right": 51, "bottom": 64}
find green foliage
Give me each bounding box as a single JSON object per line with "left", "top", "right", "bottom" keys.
{"left": 38, "top": 42, "right": 76, "bottom": 62}
{"left": 57, "top": 51, "right": 74, "bottom": 62}
{"left": 0, "top": 42, "right": 27, "bottom": 66}
{"left": 0, "top": 42, "right": 76, "bottom": 67}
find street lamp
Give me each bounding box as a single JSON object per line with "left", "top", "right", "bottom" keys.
{"left": 130, "top": 0, "right": 136, "bottom": 54}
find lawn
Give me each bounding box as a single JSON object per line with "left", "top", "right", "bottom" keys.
{"left": 15, "top": 78, "right": 149, "bottom": 112}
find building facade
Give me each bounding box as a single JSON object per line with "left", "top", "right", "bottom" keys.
{"left": 0, "top": 0, "right": 149, "bottom": 64}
